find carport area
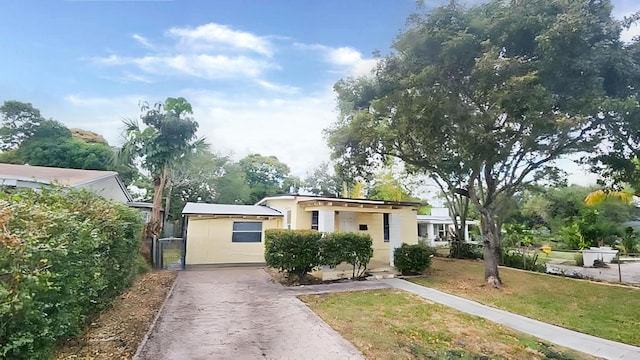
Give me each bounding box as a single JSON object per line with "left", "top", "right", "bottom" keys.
{"left": 136, "top": 268, "right": 367, "bottom": 360}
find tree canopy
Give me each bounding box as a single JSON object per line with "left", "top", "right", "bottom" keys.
{"left": 327, "top": 0, "right": 640, "bottom": 286}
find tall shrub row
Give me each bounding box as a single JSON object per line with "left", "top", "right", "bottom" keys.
{"left": 0, "top": 187, "right": 143, "bottom": 359}
{"left": 265, "top": 230, "right": 373, "bottom": 280}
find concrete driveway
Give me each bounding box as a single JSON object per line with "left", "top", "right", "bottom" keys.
{"left": 136, "top": 268, "right": 364, "bottom": 360}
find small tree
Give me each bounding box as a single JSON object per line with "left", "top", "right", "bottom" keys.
{"left": 394, "top": 243, "right": 433, "bottom": 275}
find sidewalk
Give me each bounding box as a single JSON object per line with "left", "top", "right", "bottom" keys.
{"left": 380, "top": 278, "right": 640, "bottom": 360}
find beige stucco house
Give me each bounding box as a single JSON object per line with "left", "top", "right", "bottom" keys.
{"left": 182, "top": 195, "right": 420, "bottom": 268}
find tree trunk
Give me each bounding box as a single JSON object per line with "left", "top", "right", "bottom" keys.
{"left": 142, "top": 166, "right": 168, "bottom": 263}
{"left": 164, "top": 180, "right": 173, "bottom": 225}
{"left": 480, "top": 210, "right": 502, "bottom": 288}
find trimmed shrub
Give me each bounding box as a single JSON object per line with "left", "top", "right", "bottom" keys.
{"left": 449, "top": 241, "right": 483, "bottom": 259}
{"left": 321, "top": 232, "right": 373, "bottom": 278}
{"left": 264, "top": 229, "right": 322, "bottom": 281}
{"left": 0, "top": 186, "right": 143, "bottom": 359}
{"left": 394, "top": 243, "right": 434, "bottom": 275}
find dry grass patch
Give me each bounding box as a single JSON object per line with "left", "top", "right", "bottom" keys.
{"left": 300, "top": 289, "right": 594, "bottom": 360}
{"left": 412, "top": 258, "right": 640, "bottom": 346}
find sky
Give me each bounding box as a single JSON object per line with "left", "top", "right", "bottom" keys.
{"left": 1, "top": 0, "right": 639, "bottom": 185}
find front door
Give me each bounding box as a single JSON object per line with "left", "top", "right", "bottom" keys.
{"left": 338, "top": 212, "right": 355, "bottom": 232}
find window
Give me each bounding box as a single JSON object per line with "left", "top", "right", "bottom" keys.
{"left": 383, "top": 213, "right": 390, "bottom": 242}
{"left": 435, "top": 224, "right": 447, "bottom": 239}
{"left": 359, "top": 224, "right": 368, "bottom": 231}
{"left": 232, "top": 222, "right": 262, "bottom": 243}
{"left": 311, "top": 211, "right": 319, "bottom": 230}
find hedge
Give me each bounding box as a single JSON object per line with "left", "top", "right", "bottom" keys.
{"left": 0, "top": 186, "right": 143, "bottom": 359}
{"left": 393, "top": 243, "right": 434, "bottom": 275}
{"left": 265, "top": 230, "right": 374, "bottom": 281}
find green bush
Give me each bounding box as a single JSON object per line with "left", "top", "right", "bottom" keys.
{"left": 393, "top": 243, "right": 434, "bottom": 275}
{"left": 321, "top": 232, "right": 373, "bottom": 278}
{"left": 0, "top": 186, "right": 143, "bottom": 359}
{"left": 500, "top": 250, "right": 546, "bottom": 273}
{"left": 264, "top": 229, "right": 322, "bottom": 281}
{"left": 574, "top": 252, "right": 584, "bottom": 266}
{"left": 449, "top": 241, "right": 483, "bottom": 260}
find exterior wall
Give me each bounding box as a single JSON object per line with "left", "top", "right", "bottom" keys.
{"left": 80, "top": 177, "right": 130, "bottom": 203}
{"left": 259, "top": 198, "right": 296, "bottom": 229}
{"left": 185, "top": 217, "right": 281, "bottom": 265}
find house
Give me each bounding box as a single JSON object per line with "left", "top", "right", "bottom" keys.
{"left": 182, "top": 195, "right": 420, "bottom": 268}
{"left": 0, "top": 163, "right": 132, "bottom": 202}
{"left": 417, "top": 207, "right": 477, "bottom": 246}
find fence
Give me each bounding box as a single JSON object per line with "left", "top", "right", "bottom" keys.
{"left": 152, "top": 236, "right": 185, "bottom": 270}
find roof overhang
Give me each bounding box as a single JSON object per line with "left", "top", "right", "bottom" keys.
{"left": 298, "top": 199, "right": 418, "bottom": 210}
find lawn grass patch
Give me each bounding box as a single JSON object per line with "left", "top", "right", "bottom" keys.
{"left": 300, "top": 289, "right": 594, "bottom": 360}
{"left": 411, "top": 258, "right": 640, "bottom": 346}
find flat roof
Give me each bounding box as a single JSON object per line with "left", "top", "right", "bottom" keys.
{"left": 182, "top": 202, "right": 283, "bottom": 217}
{"left": 257, "top": 194, "right": 421, "bottom": 207}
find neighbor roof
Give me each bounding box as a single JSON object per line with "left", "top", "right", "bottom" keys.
{"left": 182, "top": 202, "right": 283, "bottom": 217}
{"left": 0, "top": 163, "right": 118, "bottom": 186}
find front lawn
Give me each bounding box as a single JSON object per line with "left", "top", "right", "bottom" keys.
{"left": 412, "top": 258, "right": 640, "bottom": 346}
{"left": 300, "top": 290, "right": 594, "bottom": 359}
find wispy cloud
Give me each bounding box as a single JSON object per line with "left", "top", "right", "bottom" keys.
{"left": 256, "top": 79, "right": 299, "bottom": 94}
{"left": 167, "top": 23, "right": 273, "bottom": 56}
{"left": 91, "top": 22, "right": 278, "bottom": 83}
{"left": 132, "top": 34, "right": 154, "bottom": 49}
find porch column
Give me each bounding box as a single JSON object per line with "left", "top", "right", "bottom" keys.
{"left": 318, "top": 210, "right": 335, "bottom": 232}
{"left": 464, "top": 224, "right": 470, "bottom": 242}
{"left": 427, "top": 222, "right": 435, "bottom": 245}
{"left": 389, "top": 213, "right": 402, "bottom": 267}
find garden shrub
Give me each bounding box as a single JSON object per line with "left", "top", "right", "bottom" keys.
{"left": 574, "top": 252, "right": 584, "bottom": 266}
{"left": 0, "top": 186, "right": 143, "bottom": 359}
{"left": 264, "top": 229, "right": 322, "bottom": 281}
{"left": 393, "top": 243, "right": 434, "bottom": 275}
{"left": 320, "top": 232, "right": 373, "bottom": 278}
{"left": 500, "top": 250, "right": 546, "bottom": 273}
{"left": 449, "top": 241, "right": 483, "bottom": 260}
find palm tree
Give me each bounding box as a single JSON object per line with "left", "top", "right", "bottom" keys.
{"left": 584, "top": 189, "right": 634, "bottom": 206}
{"left": 118, "top": 97, "right": 202, "bottom": 261}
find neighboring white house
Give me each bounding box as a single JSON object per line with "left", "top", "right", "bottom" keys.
{"left": 417, "top": 207, "right": 477, "bottom": 247}
{"left": 0, "top": 163, "right": 132, "bottom": 202}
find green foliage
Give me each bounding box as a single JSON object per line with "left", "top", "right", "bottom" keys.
{"left": 0, "top": 101, "right": 44, "bottom": 150}
{"left": 214, "top": 163, "right": 253, "bottom": 204}
{"left": 369, "top": 171, "right": 414, "bottom": 202}
{"left": 620, "top": 227, "right": 638, "bottom": 255}
{"left": 0, "top": 186, "right": 143, "bottom": 359}
{"left": 449, "top": 242, "right": 483, "bottom": 260}
{"left": 501, "top": 250, "right": 546, "bottom": 273}
{"left": 264, "top": 230, "right": 322, "bottom": 281}
{"left": 239, "top": 154, "right": 293, "bottom": 203}
{"left": 321, "top": 232, "right": 374, "bottom": 278}
{"left": 393, "top": 243, "right": 434, "bottom": 275}
{"left": 304, "top": 162, "right": 341, "bottom": 197}
{"left": 502, "top": 223, "right": 533, "bottom": 248}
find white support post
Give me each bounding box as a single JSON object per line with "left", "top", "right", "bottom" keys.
{"left": 427, "top": 223, "right": 435, "bottom": 245}
{"left": 318, "top": 210, "right": 335, "bottom": 233}
{"left": 464, "top": 224, "right": 469, "bottom": 242}
{"left": 389, "top": 213, "right": 402, "bottom": 267}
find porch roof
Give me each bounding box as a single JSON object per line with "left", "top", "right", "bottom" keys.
{"left": 298, "top": 198, "right": 419, "bottom": 210}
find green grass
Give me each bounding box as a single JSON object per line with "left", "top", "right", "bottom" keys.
{"left": 300, "top": 290, "right": 593, "bottom": 360}
{"left": 162, "top": 248, "right": 182, "bottom": 265}
{"left": 412, "top": 258, "right": 640, "bottom": 346}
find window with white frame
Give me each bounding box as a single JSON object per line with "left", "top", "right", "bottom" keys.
{"left": 311, "top": 211, "right": 319, "bottom": 230}
{"left": 435, "top": 224, "right": 447, "bottom": 239}
{"left": 232, "top": 222, "right": 262, "bottom": 243}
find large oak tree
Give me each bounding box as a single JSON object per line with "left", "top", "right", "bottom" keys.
{"left": 327, "top": 0, "right": 639, "bottom": 287}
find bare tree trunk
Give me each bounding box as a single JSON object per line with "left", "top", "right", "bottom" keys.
{"left": 143, "top": 165, "right": 168, "bottom": 263}
{"left": 164, "top": 180, "right": 173, "bottom": 225}
{"left": 480, "top": 210, "right": 502, "bottom": 288}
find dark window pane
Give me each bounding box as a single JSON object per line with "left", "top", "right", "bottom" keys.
{"left": 359, "top": 224, "right": 368, "bottom": 231}
{"left": 383, "top": 213, "right": 390, "bottom": 242}
{"left": 311, "top": 211, "right": 319, "bottom": 230}
{"left": 233, "top": 222, "right": 262, "bottom": 231}
{"left": 232, "top": 232, "right": 262, "bottom": 243}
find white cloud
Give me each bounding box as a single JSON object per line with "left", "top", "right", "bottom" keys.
{"left": 295, "top": 42, "right": 377, "bottom": 77}
{"left": 132, "top": 34, "right": 154, "bottom": 49}
{"left": 91, "top": 23, "right": 279, "bottom": 83}
{"left": 92, "top": 54, "right": 275, "bottom": 80}
{"left": 256, "top": 79, "right": 299, "bottom": 94}
{"left": 167, "top": 23, "right": 273, "bottom": 56}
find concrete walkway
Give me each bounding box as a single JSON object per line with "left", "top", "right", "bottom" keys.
{"left": 381, "top": 278, "right": 640, "bottom": 360}
{"left": 136, "top": 268, "right": 366, "bottom": 360}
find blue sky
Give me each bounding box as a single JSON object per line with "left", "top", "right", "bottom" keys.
{"left": 1, "top": 0, "right": 639, "bottom": 185}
